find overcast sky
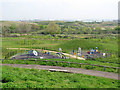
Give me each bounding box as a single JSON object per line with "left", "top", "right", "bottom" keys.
{"left": 0, "top": 0, "right": 119, "bottom": 21}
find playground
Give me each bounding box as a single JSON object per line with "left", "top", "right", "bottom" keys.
{"left": 9, "top": 47, "right": 110, "bottom": 60}
{"left": 11, "top": 49, "right": 62, "bottom": 60}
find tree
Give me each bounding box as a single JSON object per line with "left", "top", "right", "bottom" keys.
{"left": 31, "top": 24, "right": 39, "bottom": 30}
{"left": 46, "top": 22, "right": 61, "bottom": 34}
{"left": 39, "top": 25, "right": 47, "bottom": 30}
{"left": 18, "top": 23, "right": 32, "bottom": 33}
{"left": 2, "top": 26, "right": 10, "bottom": 37}
{"left": 114, "top": 26, "right": 120, "bottom": 34}
{"left": 9, "top": 24, "right": 16, "bottom": 33}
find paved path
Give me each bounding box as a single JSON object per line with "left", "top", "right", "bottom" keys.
{"left": 6, "top": 48, "right": 85, "bottom": 60}
{"left": 2, "top": 64, "right": 118, "bottom": 80}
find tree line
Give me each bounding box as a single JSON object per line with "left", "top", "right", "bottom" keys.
{"left": 1, "top": 21, "right": 119, "bottom": 37}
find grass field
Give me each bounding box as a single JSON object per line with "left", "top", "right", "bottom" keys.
{"left": 1, "top": 66, "right": 119, "bottom": 88}
{"left": 2, "top": 35, "right": 118, "bottom": 53}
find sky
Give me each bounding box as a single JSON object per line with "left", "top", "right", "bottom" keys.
{"left": 0, "top": 0, "right": 119, "bottom": 21}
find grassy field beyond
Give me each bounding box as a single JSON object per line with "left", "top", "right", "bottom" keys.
{"left": 1, "top": 66, "right": 119, "bottom": 88}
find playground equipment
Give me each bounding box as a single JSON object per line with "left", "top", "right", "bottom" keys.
{"left": 27, "top": 50, "right": 39, "bottom": 56}
{"left": 43, "top": 51, "right": 50, "bottom": 55}
{"left": 73, "top": 50, "right": 77, "bottom": 55}
{"left": 85, "top": 47, "right": 108, "bottom": 59}
{"left": 88, "top": 47, "right": 100, "bottom": 55}
{"left": 33, "top": 50, "right": 38, "bottom": 56}
{"left": 102, "top": 53, "right": 106, "bottom": 56}
{"left": 78, "top": 47, "right": 82, "bottom": 56}
{"left": 59, "top": 48, "right": 62, "bottom": 53}
{"left": 57, "top": 52, "right": 66, "bottom": 59}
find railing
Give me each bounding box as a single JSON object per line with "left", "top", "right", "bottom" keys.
{"left": 1, "top": 59, "right": 119, "bottom": 73}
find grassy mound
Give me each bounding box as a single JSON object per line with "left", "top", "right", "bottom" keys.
{"left": 58, "top": 38, "right": 118, "bottom": 53}
{"left": 58, "top": 39, "right": 103, "bottom": 51}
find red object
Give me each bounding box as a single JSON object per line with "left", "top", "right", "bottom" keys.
{"left": 87, "top": 51, "right": 90, "bottom": 54}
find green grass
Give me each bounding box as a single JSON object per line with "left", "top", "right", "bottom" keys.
{"left": 1, "top": 66, "right": 119, "bottom": 88}
{"left": 2, "top": 59, "right": 119, "bottom": 73}
{"left": 2, "top": 35, "right": 118, "bottom": 53}
{"left": 57, "top": 38, "right": 118, "bottom": 53}
{"left": 2, "top": 48, "right": 24, "bottom": 59}
{"left": 92, "top": 57, "right": 119, "bottom": 64}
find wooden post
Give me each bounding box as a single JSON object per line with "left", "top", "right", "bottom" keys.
{"left": 118, "top": 68, "right": 119, "bottom": 73}
{"left": 68, "top": 62, "right": 70, "bottom": 66}
{"left": 2, "top": 59, "right": 4, "bottom": 62}
{"left": 76, "top": 49, "right": 77, "bottom": 60}
{"left": 35, "top": 60, "right": 37, "bottom": 63}
{"left": 56, "top": 61, "right": 58, "bottom": 65}
{"left": 104, "top": 66, "right": 106, "bottom": 71}
{"left": 24, "top": 59, "right": 26, "bottom": 63}
{"left": 80, "top": 63, "right": 81, "bottom": 67}
{"left": 92, "top": 64, "right": 93, "bottom": 69}
{"left": 62, "top": 61, "right": 64, "bottom": 66}
{"left": 46, "top": 60, "right": 47, "bottom": 64}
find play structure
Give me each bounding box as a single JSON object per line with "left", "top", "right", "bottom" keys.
{"left": 87, "top": 47, "right": 100, "bottom": 54}
{"left": 26, "top": 49, "right": 39, "bottom": 56}
{"left": 12, "top": 49, "right": 64, "bottom": 60}
{"left": 11, "top": 47, "right": 108, "bottom": 60}
{"left": 72, "top": 47, "right": 108, "bottom": 59}
{"left": 56, "top": 52, "right": 66, "bottom": 59}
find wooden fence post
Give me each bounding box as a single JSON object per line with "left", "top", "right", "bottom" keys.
{"left": 56, "top": 61, "right": 58, "bottom": 65}
{"left": 35, "top": 60, "right": 37, "bottom": 63}
{"left": 92, "top": 64, "right": 93, "bottom": 69}
{"left": 80, "top": 63, "right": 81, "bottom": 67}
{"left": 13, "top": 58, "right": 15, "bottom": 63}
{"left": 62, "top": 61, "right": 64, "bottom": 66}
{"left": 118, "top": 68, "right": 119, "bottom": 73}
{"left": 24, "top": 59, "right": 26, "bottom": 63}
{"left": 68, "top": 62, "right": 70, "bottom": 66}
{"left": 46, "top": 60, "right": 47, "bottom": 64}
{"left": 104, "top": 66, "right": 106, "bottom": 71}
{"left": 2, "top": 59, "right": 4, "bottom": 62}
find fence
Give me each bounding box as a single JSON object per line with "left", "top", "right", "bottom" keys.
{"left": 1, "top": 59, "right": 119, "bottom": 73}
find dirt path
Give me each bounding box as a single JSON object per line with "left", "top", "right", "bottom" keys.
{"left": 2, "top": 64, "right": 118, "bottom": 80}
{"left": 6, "top": 48, "right": 85, "bottom": 60}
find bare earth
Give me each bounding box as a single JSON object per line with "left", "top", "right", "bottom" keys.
{"left": 2, "top": 64, "right": 118, "bottom": 80}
